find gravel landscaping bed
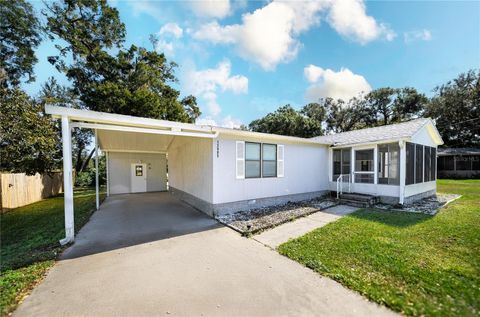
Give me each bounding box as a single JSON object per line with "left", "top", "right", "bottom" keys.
{"left": 216, "top": 199, "right": 337, "bottom": 235}
{"left": 374, "top": 193, "right": 461, "bottom": 215}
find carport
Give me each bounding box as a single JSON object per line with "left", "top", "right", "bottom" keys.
{"left": 45, "top": 105, "right": 218, "bottom": 245}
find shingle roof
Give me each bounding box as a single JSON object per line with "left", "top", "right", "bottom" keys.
{"left": 312, "top": 118, "right": 432, "bottom": 146}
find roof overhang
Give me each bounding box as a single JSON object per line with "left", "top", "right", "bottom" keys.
{"left": 45, "top": 105, "right": 329, "bottom": 147}
{"left": 330, "top": 137, "right": 412, "bottom": 148}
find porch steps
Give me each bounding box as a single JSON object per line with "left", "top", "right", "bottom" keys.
{"left": 337, "top": 193, "right": 379, "bottom": 208}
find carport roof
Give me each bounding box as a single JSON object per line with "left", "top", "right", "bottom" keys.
{"left": 45, "top": 105, "right": 328, "bottom": 146}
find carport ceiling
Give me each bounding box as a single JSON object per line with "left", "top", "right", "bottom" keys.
{"left": 98, "top": 130, "right": 174, "bottom": 153}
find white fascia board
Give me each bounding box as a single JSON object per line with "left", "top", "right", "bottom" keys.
{"left": 331, "top": 137, "right": 411, "bottom": 148}
{"left": 213, "top": 127, "right": 328, "bottom": 145}
{"left": 45, "top": 105, "right": 213, "bottom": 133}
{"left": 71, "top": 122, "right": 219, "bottom": 138}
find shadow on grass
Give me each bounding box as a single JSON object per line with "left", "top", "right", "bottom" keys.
{"left": 348, "top": 208, "right": 433, "bottom": 228}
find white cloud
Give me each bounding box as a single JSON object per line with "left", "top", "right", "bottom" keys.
{"left": 183, "top": 60, "right": 248, "bottom": 116}
{"left": 192, "top": 0, "right": 395, "bottom": 70}
{"left": 154, "top": 40, "right": 175, "bottom": 56}
{"left": 327, "top": 0, "right": 396, "bottom": 44}
{"left": 196, "top": 115, "right": 243, "bottom": 129}
{"left": 304, "top": 64, "right": 324, "bottom": 83}
{"left": 154, "top": 23, "right": 184, "bottom": 56}
{"left": 404, "top": 29, "right": 432, "bottom": 44}
{"left": 159, "top": 23, "right": 183, "bottom": 38}
{"left": 190, "top": 0, "right": 231, "bottom": 19}
{"left": 304, "top": 65, "right": 371, "bottom": 101}
{"left": 128, "top": 1, "right": 163, "bottom": 19}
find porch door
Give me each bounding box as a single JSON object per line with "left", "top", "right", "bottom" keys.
{"left": 131, "top": 163, "right": 147, "bottom": 193}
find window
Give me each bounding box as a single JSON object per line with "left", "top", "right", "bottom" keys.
{"left": 406, "top": 142, "right": 415, "bottom": 185}
{"left": 415, "top": 144, "right": 423, "bottom": 183}
{"left": 354, "top": 149, "right": 374, "bottom": 183}
{"left": 332, "top": 148, "right": 351, "bottom": 181}
{"left": 378, "top": 143, "right": 400, "bottom": 185}
{"left": 424, "top": 146, "right": 431, "bottom": 182}
{"left": 243, "top": 142, "right": 280, "bottom": 178}
{"left": 245, "top": 142, "right": 261, "bottom": 178}
{"left": 262, "top": 144, "right": 277, "bottom": 177}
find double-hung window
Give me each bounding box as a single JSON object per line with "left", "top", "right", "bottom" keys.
{"left": 262, "top": 144, "right": 277, "bottom": 177}
{"left": 244, "top": 142, "right": 278, "bottom": 178}
{"left": 245, "top": 142, "right": 261, "bottom": 178}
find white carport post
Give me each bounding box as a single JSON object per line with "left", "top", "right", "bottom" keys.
{"left": 60, "top": 116, "right": 74, "bottom": 245}
{"left": 95, "top": 129, "right": 99, "bottom": 210}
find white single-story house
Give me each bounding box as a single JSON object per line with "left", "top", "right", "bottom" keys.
{"left": 45, "top": 105, "right": 443, "bottom": 244}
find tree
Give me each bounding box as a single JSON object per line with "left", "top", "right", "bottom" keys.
{"left": 44, "top": 0, "right": 200, "bottom": 123}
{"left": 248, "top": 104, "right": 324, "bottom": 138}
{"left": 324, "top": 97, "right": 369, "bottom": 133}
{"left": 38, "top": 78, "right": 94, "bottom": 173}
{"left": 79, "top": 45, "right": 201, "bottom": 122}
{"left": 425, "top": 69, "right": 480, "bottom": 147}
{"left": 0, "top": 88, "right": 60, "bottom": 174}
{"left": 0, "top": 0, "right": 42, "bottom": 87}
{"left": 363, "top": 87, "right": 427, "bottom": 126}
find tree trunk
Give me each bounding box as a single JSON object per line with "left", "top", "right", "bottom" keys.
{"left": 80, "top": 148, "right": 95, "bottom": 173}
{"left": 75, "top": 146, "right": 84, "bottom": 173}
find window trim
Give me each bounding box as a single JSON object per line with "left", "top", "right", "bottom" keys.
{"left": 262, "top": 143, "right": 277, "bottom": 178}
{"left": 245, "top": 142, "right": 261, "bottom": 179}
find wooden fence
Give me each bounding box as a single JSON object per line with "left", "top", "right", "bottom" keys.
{"left": 0, "top": 172, "right": 63, "bottom": 212}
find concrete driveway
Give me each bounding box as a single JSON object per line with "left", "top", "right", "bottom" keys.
{"left": 14, "top": 192, "right": 396, "bottom": 317}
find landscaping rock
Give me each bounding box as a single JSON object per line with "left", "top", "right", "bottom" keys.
{"left": 216, "top": 199, "right": 337, "bottom": 234}
{"left": 374, "top": 193, "right": 461, "bottom": 215}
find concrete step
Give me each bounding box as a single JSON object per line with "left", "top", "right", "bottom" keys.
{"left": 337, "top": 193, "right": 379, "bottom": 208}
{"left": 337, "top": 199, "right": 370, "bottom": 208}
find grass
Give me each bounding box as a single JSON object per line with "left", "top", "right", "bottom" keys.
{"left": 278, "top": 179, "right": 480, "bottom": 317}
{"left": 0, "top": 188, "right": 105, "bottom": 316}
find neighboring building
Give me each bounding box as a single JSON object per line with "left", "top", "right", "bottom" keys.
{"left": 45, "top": 105, "right": 444, "bottom": 244}
{"left": 437, "top": 148, "right": 480, "bottom": 179}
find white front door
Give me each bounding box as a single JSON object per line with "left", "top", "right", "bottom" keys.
{"left": 131, "top": 163, "right": 147, "bottom": 193}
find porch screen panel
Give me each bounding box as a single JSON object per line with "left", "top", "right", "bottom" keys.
{"left": 406, "top": 142, "right": 415, "bottom": 185}
{"left": 333, "top": 149, "right": 341, "bottom": 180}
{"left": 342, "top": 149, "right": 351, "bottom": 174}
{"left": 415, "top": 144, "right": 424, "bottom": 183}
{"left": 378, "top": 143, "right": 400, "bottom": 185}
{"left": 333, "top": 148, "right": 351, "bottom": 181}
{"left": 431, "top": 148, "right": 437, "bottom": 180}
{"left": 355, "top": 149, "right": 374, "bottom": 183}
{"left": 424, "top": 146, "right": 431, "bottom": 182}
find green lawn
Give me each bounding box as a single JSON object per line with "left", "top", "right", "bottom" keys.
{"left": 0, "top": 188, "right": 105, "bottom": 316}
{"left": 279, "top": 179, "right": 480, "bottom": 317}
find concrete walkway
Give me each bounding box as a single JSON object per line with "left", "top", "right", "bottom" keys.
{"left": 14, "top": 194, "right": 395, "bottom": 317}
{"left": 254, "top": 205, "right": 359, "bottom": 248}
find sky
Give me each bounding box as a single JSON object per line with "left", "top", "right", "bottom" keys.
{"left": 25, "top": 0, "right": 480, "bottom": 128}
